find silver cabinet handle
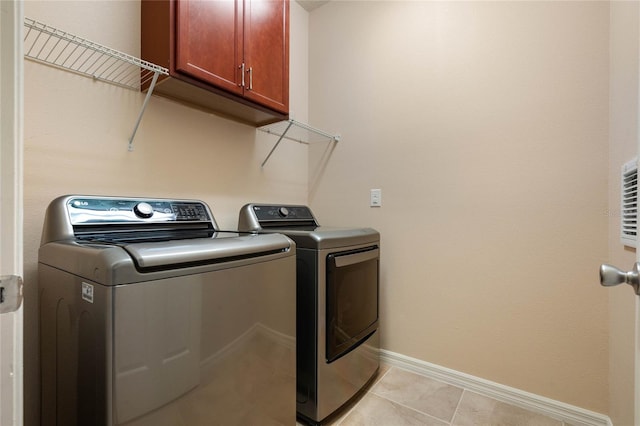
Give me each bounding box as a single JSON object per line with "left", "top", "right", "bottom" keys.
{"left": 248, "top": 66, "right": 253, "bottom": 90}
{"left": 600, "top": 263, "right": 640, "bottom": 295}
{"left": 240, "top": 63, "right": 245, "bottom": 87}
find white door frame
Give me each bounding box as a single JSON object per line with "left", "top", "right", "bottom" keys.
{"left": 635, "top": 293, "right": 639, "bottom": 425}
{"left": 635, "top": 6, "right": 640, "bottom": 425}
{"left": 0, "top": 1, "right": 24, "bottom": 425}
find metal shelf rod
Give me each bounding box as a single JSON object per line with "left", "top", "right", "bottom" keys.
{"left": 261, "top": 120, "right": 294, "bottom": 167}
{"left": 129, "top": 71, "right": 160, "bottom": 151}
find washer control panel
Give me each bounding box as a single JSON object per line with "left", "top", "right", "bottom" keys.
{"left": 67, "top": 197, "right": 211, "bottom": 224}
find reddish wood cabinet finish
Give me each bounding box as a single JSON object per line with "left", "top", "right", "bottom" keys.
{"left": 142, "top": 0, "right": 289, "bottom": 126}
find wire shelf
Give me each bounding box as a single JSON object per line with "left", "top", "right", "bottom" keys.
{"left": 23, "top": 17, "right": 169, "bottom": 150}
{"left": 258, "top": 119, "right": 341, "bottom": 167}
{"left": 23, "top": 17, "right": 168, "bottom": 90}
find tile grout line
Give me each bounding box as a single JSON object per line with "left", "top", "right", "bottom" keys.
{"left": 376, "top": 365, "right": 394, "bottom": 383}
{"left": 449, "top": 388, "right": 468, "bottom": 425}
{"left": 369, "top": 369, "right": 459, "bottom": 426}
{"left": 371, "top": 392, "right": 455, "bottom": 426}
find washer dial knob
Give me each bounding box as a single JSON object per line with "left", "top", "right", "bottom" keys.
{"left": 134, "top": 202, "right": 154, "bottom": 218}
{"left": 278, "top": 207, "right": 289, "bottom": 217}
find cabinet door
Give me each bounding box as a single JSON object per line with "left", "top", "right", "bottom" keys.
{"left": 243, "top": 0, "right": 289, "bottom": 113}
{"left": 175, "top": 0, "right": 243, "bottom": 95}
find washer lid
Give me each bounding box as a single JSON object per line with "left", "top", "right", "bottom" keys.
{"left": 123, "top": 233, "right": 292, "bottom": 270}
{"left": 38, "top": 232, "right": 295, "bottom": 285}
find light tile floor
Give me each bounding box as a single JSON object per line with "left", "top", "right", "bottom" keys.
{"left": 302, "top": 365, "right": 574, "bottom": 426}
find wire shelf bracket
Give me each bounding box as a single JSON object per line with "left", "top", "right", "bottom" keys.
{"left": 258, "top": 119, "right": 341, "bottom": 167}
{"left": 23, "top": 17, "right": 169, "bottom": 151}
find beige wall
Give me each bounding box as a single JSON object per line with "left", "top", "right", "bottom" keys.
{"left": 308, "top": 1, "right": 609, "bottom": 413}
{"left": 22, "top": 2, "right": 309, "bottom": 424}
{"left": 22, "top": 0, "right": 622, "bottom": 420}
{"left": 609, "top": 2, "right": 639, "bottom": 425}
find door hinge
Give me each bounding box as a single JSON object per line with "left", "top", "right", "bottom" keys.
{"left": 0, "top": 275, "right": 23, "bottom": 314}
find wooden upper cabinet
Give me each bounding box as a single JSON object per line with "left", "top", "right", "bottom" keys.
{"left": 142, "top": 0, "right": 289, "bottom": 126}
{"left": 243, "top": 0, "right": 289, "bottom": 113}
{"left": 175, "top": 0, "right": 243, "bottom": 96}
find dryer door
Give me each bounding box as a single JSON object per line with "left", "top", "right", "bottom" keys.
{"left": 326, "top": 246, "right": 379, "bottom": 363}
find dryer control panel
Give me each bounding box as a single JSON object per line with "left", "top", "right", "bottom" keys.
{"left": 238, "top": 204, "right": 319, "bottom": 231}
{"left": 252, "top": 205, "right": 315, "bottom": 221}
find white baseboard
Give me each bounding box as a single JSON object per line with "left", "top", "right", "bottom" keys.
{"left": 379, "top": 349, "right": 612, "bottom": 426}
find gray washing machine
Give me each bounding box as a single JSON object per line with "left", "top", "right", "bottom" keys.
{"left": 39, "top": 195, "right": 296, "bottom": 426}
{"left": 238, "top": 204, "right": 380, "bottom": 425}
